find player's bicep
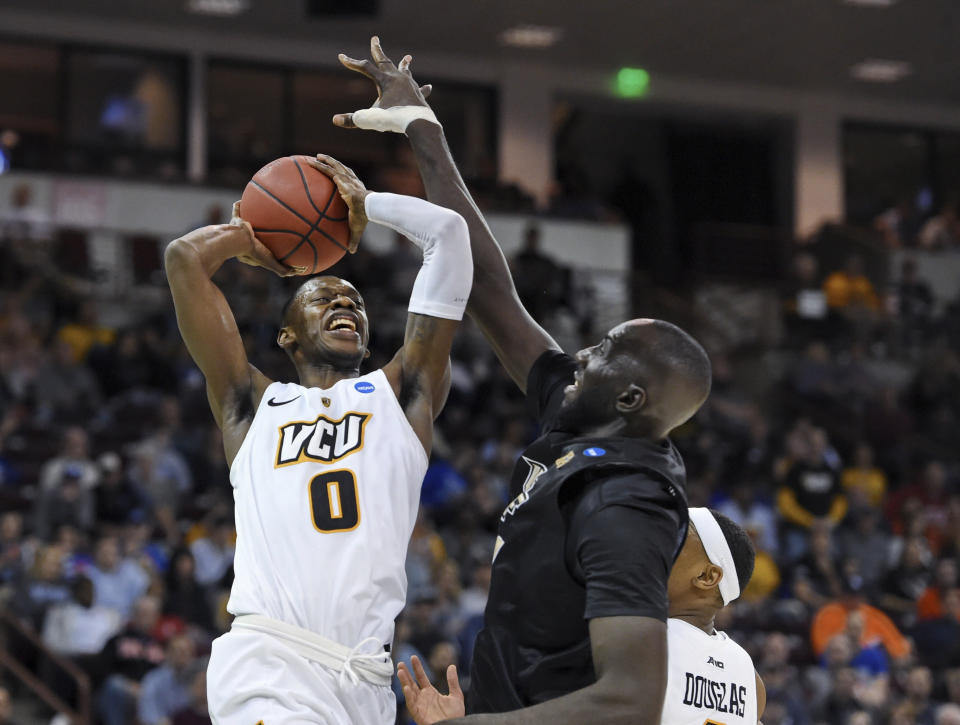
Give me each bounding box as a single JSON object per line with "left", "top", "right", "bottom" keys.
{"left": 165, "top": 241, "right": 252, "bottom": 419}
{"left": 400, "top": 312, "right": 458, "bottom": 401}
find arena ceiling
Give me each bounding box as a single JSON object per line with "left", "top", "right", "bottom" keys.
{"left": 4, "top": 0, "right": 960, "bottom": 105}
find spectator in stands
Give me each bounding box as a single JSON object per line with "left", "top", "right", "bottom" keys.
{"left": 886, "top": 461, "right": 953, "bottom": 550}
{"left": 900, "top": 665, "right": 938, "bottom": 725}
{"left": 39, "top": 427, "right": 99, "bottom": 494}
{"left": 42, "top": 574, "right": 123, "bottom": 657}
{"left": 95, "top": 595, "right": 166, "bottom": 725}
{"left": 880, "top": 535, "right": 932, "bottom": 625}
{"left": 137, "top": 634, "right": 198, "bottom": 725}
{"left": 87, "top": 535, "right": 149, "bottom": 618}
{"left": 164, "top": 549, "right": 213, "bottom": 632}
{"left": 912, "top": 587, "right": 960, "bottom": 669}
{"left": 33, "top": 466, "right": 94, "bottom": 540}
{"left": 836, "top": 508, "right": 891, "bottom": 592}
{"left": 510, "top": 225, "right": 564, "bottom": 323}
{"left": 10, "top": 544, "right": 70, "bottom": 630}
{"left": 128, "top": 434, "right": 192, "bottom": 516}
{"left": 779, "top": 427, "right": 847, "bottom": 560}
{"left": 863, "top": 387, "right": 915, "bottom": 472}
{"left": 918, "top": 559, "right": 960, "bottom": 621}
{"left": 919, "top": 200, "right": 960, "bottom": 250}
{"left": 56, "top": 300, "right": 116, "bottom": 364}
{"left": 875, "top": 196, "right": 921, "bottom": 248}
{"left": 189, "top": 516, "right": 234, "bottom": 588}
{"left": 790, "top": 523, "right": 843, "bottom": 611}
{"left": 841, "top": 443, "right": 887, "bottom": 510}
{"left": 811, "top": 573, "right": 910, "bottom": 662}
{"left": 782, "top": 252, "right": 829, "bottom": 346}
{"left": 896, "top": 258, "right": 936, "bottom": 331}
{"left": 716, "top": 480, "right": 778, "bottom": 555}
{"left": 32, "top": 339, "right": 102, "bottom": 424}
{"left": 823, "top": 255, "right": 880, "bottom": 311}
{"left": 944, "top": 668, "right": 960, "bottom": 708}
{"left": 172, "top": 666, "right": 211, "bottom": 725}
{"left": 94, "top": 452, "right": 146, "bottom": 528}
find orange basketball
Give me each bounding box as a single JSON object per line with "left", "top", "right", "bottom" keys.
{"left": 240, "top": 155, "right": 350, "bottom": 275}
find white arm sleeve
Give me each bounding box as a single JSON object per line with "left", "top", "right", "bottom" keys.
{"left": 364, "top": 192, "right": 472, "bottom": 321}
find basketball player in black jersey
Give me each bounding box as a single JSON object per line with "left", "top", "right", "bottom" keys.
{"left": 335, "top": 39, "right": 712, "bottom": 725}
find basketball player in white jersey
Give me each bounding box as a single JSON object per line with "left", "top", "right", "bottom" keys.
{"left": 398, "top": 507, "right": 765, "bottom": 725}
{"left": 661, "top": 507, "right": 764, "bottom": 725}
{"left": 164, "top": 153, "right": 472, "bottom": 724}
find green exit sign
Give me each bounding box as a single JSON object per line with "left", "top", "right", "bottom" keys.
{"left": 616, "top": 67, "right": 650, "bottom": 98}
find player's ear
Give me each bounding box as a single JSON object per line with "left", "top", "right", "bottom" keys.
{"left": 277, "top": 326, "right": 296, "bottom": 350}
{"left": 615, "top": 383, "right": 646, "bottom": 414}
{"left": 363, "top": 348, "right": 371, "bottom": 360}
{"left": 694, "top": 563, "right": 723, "bottom": 591}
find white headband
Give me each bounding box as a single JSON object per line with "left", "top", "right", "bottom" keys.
{"left": 688, "top": 507, "right": 741, "bottom": 605}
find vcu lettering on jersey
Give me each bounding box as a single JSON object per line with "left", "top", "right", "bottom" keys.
{"left": 275, "top": 412, "right": 370, "bottom": 467}
{"left": 682, "top": 674, "right": 748, "bottom": 718}
{"left": 229, "top": 373, "right": 427, "bottom": 647}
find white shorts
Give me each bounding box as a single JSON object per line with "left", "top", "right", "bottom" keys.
{"left": 207, "top": 627, "right": 396, "bottom": 725}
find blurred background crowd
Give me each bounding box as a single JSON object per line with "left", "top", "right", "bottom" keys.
{"left": 2, "top": 2, "right": 960, "bottom": 725}
{"left": 1, "top": 178, "right": 959, "bottom": 725}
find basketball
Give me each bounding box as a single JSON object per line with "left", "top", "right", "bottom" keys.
{"left": 240, "top": 155, "right": 351, "bottom": 275}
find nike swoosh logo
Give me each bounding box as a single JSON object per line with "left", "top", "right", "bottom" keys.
{"left": 267, "top": 395, "right": 301, "bottom": 407}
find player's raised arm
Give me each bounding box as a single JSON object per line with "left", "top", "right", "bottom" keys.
{"left": 164, "top": 216, "right": 293, "bottom": 463}
{"left": 333, "top": 37, "right": 560, "bottom": 392}
{"left": 308, "top": 154, "right": 471, "bottom": 454}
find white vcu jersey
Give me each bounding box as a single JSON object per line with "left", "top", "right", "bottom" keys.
{"left": 227, "top": 369, "right": 427, "bottom": 648}
{"left": 662, "top": 619, "right": 758, "bottom": 725}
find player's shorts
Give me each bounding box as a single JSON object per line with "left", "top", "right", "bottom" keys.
{"left": 207, "top": 615, "right": 395, "bottom": 725}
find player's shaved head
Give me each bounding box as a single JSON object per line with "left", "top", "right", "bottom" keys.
{"left": 617, "top": 319, "right": 712, "bottom": 432}
{"left": 557, "top": 318, "right": 711, "bottom": 440}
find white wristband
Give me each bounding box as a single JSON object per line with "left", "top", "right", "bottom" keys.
{"left": 351, "top": 106, "right": 440, "bottom": 135}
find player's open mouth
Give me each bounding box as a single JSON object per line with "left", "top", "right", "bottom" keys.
{"left": 564, "top": 372, "right": 582, "bottom": 397}
{"left": 324, "top": 312, "right": 361, "bottom": 339}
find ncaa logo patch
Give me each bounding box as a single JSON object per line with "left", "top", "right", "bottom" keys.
{"left": 583, "top": 447, "right": 606, "bottom": 457}
{"left": 354, "top": 381, "right": 376, "bottom": 394}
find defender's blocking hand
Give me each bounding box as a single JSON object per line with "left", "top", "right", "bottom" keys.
{"left": 333, "top": 36, "right": 434, "bottom": 131}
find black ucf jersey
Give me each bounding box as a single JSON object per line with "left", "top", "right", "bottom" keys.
{"left": 467, "top": 351, "right": 689, "bottom": 713}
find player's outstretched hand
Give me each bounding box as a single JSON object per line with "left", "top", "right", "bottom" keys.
{"left": 333, "top": 36, "right": 434, "bottom": 131}
{"left": 397, "top": 655, "right": 464, "bottom": 725}
{"left": 306, "top": 155, "right": 369, "bottom": 253}
{"left": 228, "top": 201, "right": 300, "bottom": 276}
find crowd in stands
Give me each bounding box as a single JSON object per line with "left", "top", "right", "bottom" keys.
{"left": 0, "top": 176, "right": 959, "bottom": 725}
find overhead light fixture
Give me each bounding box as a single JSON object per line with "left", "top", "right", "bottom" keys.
{"left": 842, "top": 0, "right": 897, "bottom": 6}
{"left": 850, "top": 59, "right": 912, "bottom": 82}
{"left": 499, "top": 25, "right": 563, "bottom": 49}
{"left": 186, "top": 0, "right": 249, "bottom": 17}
